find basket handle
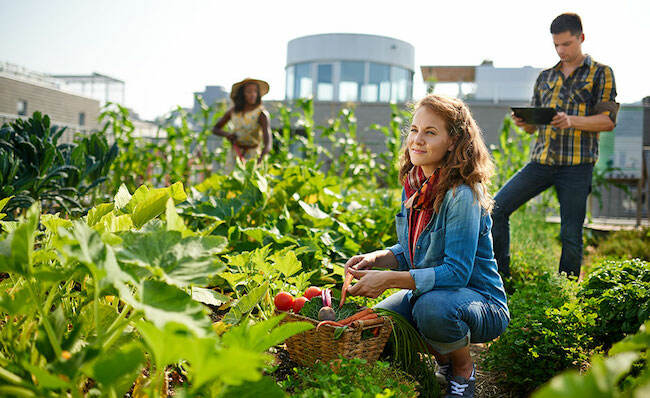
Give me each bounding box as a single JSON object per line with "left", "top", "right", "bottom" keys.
{"left": 353, "top": 317, "right": 385, "bottom": 330}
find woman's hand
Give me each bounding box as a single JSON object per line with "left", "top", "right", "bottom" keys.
{"left": 344, "top": 251, "right": 381, "bottom": 276}
{"left": 346, "top": 269, "right": 389, "bottom": 298}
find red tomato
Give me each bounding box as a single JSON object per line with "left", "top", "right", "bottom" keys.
{"left": 293, "top": 296, "right": 309, "bottom": 313}
{"left": 274, "top": 292, "right": 294, "bottom": 311}
{"left": 303, "top": 286, "right": 322, "bottom": 300}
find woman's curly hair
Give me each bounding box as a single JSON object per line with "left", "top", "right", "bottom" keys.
{"left": 398, "top": 94, "right": 495, "bottom": 213}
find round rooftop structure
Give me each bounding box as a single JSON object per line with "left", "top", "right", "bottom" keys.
{"left": 285, "top": 33, "right": 415, "bottom": 103}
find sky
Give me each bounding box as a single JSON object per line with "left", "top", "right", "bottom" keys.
{"left": 1, "top": 0, "right": 648, "bottom": 120}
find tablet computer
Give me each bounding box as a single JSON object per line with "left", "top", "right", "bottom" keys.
{"left": 511, "top": 107, "right": 557, "bottom": 125}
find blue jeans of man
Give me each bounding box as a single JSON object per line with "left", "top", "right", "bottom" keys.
{"left": 375, "top": 289, "right": 509, "bottom": 355}
{"left": 491, "top": 161, "right": 594, "bottom": 277}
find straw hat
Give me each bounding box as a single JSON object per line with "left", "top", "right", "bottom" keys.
{"left": 230, "top": 78, "right": 270, "bottom": 100}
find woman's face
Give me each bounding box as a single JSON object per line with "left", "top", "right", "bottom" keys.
{"left": 243, "top": 83, "right": 259, "bottom": 105}
{"left": 408, "top": 106, "right": 455, "bottom": 177}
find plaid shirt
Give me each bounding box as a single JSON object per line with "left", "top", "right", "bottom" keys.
{"left": 530, "top": 55, "right": 617, "bottom": 165}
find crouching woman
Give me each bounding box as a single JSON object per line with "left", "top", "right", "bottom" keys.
{"left": 344, "top": 94, "right": 509, "bottom": 398}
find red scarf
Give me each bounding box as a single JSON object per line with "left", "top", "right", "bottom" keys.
{"left": 403, "top": 167, "right": 440, "bottom": 266}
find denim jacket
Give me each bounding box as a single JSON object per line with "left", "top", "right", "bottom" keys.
{"left": 388, "top": 184, "right": 508, "bottom": 311}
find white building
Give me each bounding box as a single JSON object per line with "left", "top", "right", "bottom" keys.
{"left": 285, "top": 33, "right": 415, "bottom": 103}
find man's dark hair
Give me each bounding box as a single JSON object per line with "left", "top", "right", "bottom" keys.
{"left": 233, "top": 82, "right": 261, "bottom": 112}
{"left": 550, "top": 13, "right": 583, "bottom": 36}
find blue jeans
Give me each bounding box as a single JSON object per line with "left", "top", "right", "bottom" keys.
{"left": 491, "top": 162, "right": 594, "bottom": 277}
{"left": 375, "top": 289, "right": 509, "bottom": 355}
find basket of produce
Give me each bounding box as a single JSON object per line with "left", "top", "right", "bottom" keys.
{"left": 274, "top": 286, "right": 392, "bottom": 367}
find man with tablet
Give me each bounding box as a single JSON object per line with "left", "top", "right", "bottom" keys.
{"left": 491, "top": 13, "right": 619, "bottom": 279}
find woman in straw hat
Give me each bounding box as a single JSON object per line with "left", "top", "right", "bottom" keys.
{"left": 212, "top": 78, "right": 272, "bottom": 168}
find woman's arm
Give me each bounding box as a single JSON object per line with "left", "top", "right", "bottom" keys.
{"left": 212, "top": 108, "right": 234, "bottom": 140}
{"left": 409, "top": 187, "right": 481, "bottom": 295}
{"left": 258, "top": 110, "right": 273, "bottom": 160}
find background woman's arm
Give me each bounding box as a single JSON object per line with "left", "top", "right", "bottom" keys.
{"left": 258, "top": 110, "right": 272, "bottom": 160}
{"left": 212, "top": 108, "right": 234, "bottom": 140}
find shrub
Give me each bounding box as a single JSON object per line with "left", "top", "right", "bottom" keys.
{"left": 281, "top": 357, "right": 418, "bottom": 398}
{"left": 532, "top": 320, "right": 650, "bottom": 398}
{"left": 483, "top": 273, "right": 597, "bottom": 396}
{"left": 578, "top": 258, "right": 650, "bottom": 349}
{"left": 0, "top": 112, "right": 117, "bottom": 218}
{"left": 591, "top": 229, "right": 650, "bottom": 262}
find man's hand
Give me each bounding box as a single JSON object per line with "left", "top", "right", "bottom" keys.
{"left": 346, "top": 269, "right": 388, "bottom": 298}
{"left": 511, "top": 113, "right": 536, "bottom": 135}
{"left": 551, "top": 112, "right": 573, "bottom": 129}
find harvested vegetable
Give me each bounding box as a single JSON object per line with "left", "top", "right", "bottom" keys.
{"left": 338, "top": 308, "right": 374, "bottom": 325}
{"left": 293, "top": 296, "right": 308, "bottom": 313}
{"left": 321, "top": 288, "right": 332, "bottom": 308}
{"left": 303, "top": 286, "right": 322, "bottom": 300}
{"left": 318, "top": 306, "right": 336, "bottom": 321}
{"left": 315, "top": 320, "right": 344, "bottom": 331}
{"left": 339, "top": 270, "right": 354, "bottom": 308}
{"left": 274, "top": 292, "right": 294, "bottom": 311}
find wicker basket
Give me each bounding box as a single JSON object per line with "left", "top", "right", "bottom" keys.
{"left": 280, "top": 310, "right": 393, "bottom": 366}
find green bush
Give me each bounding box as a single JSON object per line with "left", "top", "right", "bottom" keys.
{"left": 0, "top": 112, "right": 117, "bottom": 218}
{"left": 483, "top": 273, "right": 597, "bottom": 396}
{"left": 592, "top": 229, "right": 650, "bottom": 262}
{"left": 533, "top": 320, "right": 650, "bottom": 398}
{"left": 578, "top": 258, "right": 650, "bottom": 349}
{"left": 281, "top": 357, "right": 418, "bottom": 398}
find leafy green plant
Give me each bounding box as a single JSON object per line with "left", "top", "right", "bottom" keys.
{"left": 590, "top": 229, "right": 650, "bottom": 262}
{"left": 483, "top": 273, "right": 597, "bottom": 396}
{"left": 0, "top": 112, "right": 117, "bottom": 218}
{"left": 281, "top": 357, "right": 418, "bottom": 398}
{"left": 533, "top": 320, "right": 650, "bottom": 398}
{"left": 578, "top": 258, "right": 650, "bottom": 349}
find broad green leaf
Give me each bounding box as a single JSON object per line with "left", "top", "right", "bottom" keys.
{"left": 219, "top": 272, "right": 249, "bottom": 291}
{"left": 134, "top": 320, "right": 265, "bottom": 392}
{"left": 113, "top": 183, "right": 132, "bottom": 211}
{"left": 22, "top": 362, "right": 70, "bottom": 389}
{"left": 192, "top": 287, "right": 231, "bottom": 307}
{"left": 91, "top": 343, "right": 145, "bottom": 389}
{"left": 41, "top": 214, "right": 73, "bottom": 235}
{"left": 222, "top": 315, "right": 313, "bottom": 352}
{"left": 131, "top": 188, "right": 170, "bottom": 229}
{"left": 94, "top": 212, "right": 134, "bottom": 233}
{"left": 117, "top": 230, "right": 226, "bottom": 288}
{"left": 166, "top": 197, "right": 192, "bottom": 236}
{"left": 298, "top": 200, "right": 329, "bottom": 220}
{"left": 0, "top": 287, "right": 33, "bottom": 315}
{"left": 200, "top": 345, "right": 267, "bottom": 388}
{"left": 135, "top": 321, "right": 199, "bottom": 371}
{"left": 79, "top": 302, "right": 121, "bottom": 337}
{"left": 609, "top": 321, "right": 650, "bottom": 355}
{"left": 57, "top": 222, "right": 136, "bottom": 298}
{"left": 221, "top": 375, "right": 286, "bottom": 398}
{"left": 137, "top": 280, "right": 211, "bottom": 337}
{"left": 270, "top": 250, "right": 302, "bottom": 277}
{"left": 533, "top": 353, "right": 639, "bottom": 398}
{"left": 127, "top": 184, "right": 188, "bottom": 229}
{"left": 86, "top": 203, "right": 115, "bottom": 227}
{"left": 223, "top": 283, "right": 269, "bottom": 325}
{"left": 0, "top": 196, "right": 11, "bottom": 213}
{"left": 0, "top": 202, "right": 39, "bottom": 275}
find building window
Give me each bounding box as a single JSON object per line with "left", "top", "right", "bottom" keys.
{"left": 285, "top": 65, "right": 295, "bottom": 100}
{"left": 79, "top": 112, "right": 86, "bottom": 126}
{"left": 339, "top": 61, "right": 364, "bottom": 102}
{"left": 294, "top": 63, "right": 313, "bottom": 98}
{"left": 363, "top": 63, "right": 391, "bottom": 102}
{"left": 390, "top": 67, "right": 410, "bottom": 102}
{"left": 17, "top": 100, "right": 27, "bottom": 116}
{"left": 316, "top": 64, "right": 333, "bottom": 101}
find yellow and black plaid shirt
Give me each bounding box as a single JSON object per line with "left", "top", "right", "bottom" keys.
{"left": 530, "top": 55, "right": 617, "bottom": 165}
